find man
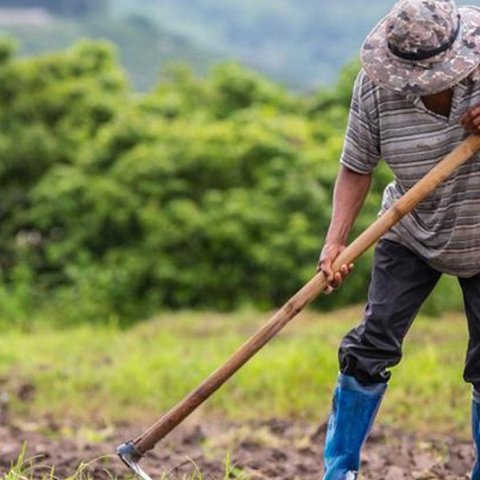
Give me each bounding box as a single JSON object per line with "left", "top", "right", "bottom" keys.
{"left": 318, "top": 0, "right": 480, "bottom": 478}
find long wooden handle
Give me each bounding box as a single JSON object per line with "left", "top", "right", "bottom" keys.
{"left": 133, "top": 135, "right": 480, "bottom": 455}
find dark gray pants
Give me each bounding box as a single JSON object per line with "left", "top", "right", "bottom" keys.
{"left": 340, "top": 238, "right": 480, "bottom": 389}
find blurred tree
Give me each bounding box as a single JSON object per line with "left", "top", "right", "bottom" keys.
{"left": 0, "top": 39, "right": 126, "bottom": 304}
{"left": 0, "top": 40, "right": 396, "bottom": 326}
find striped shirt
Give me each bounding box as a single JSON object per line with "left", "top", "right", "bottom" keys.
{"left": 341, "top": 69, "right": 480, "bottom": 277}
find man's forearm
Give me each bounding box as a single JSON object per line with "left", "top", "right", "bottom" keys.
{"left": 325, "top": 166, "right": 372, "bottom": 245}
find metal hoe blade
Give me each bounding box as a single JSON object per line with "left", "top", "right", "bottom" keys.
{"left": 117, "top": 442, "right": 153, "bottom": 480}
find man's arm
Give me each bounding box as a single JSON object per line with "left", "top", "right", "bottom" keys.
{"left": 318, "top": 165, "right": 372, "bottom": 294}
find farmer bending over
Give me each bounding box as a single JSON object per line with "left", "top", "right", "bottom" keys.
{"left": 319, "top": 0, "right": 480, "bottom": 478}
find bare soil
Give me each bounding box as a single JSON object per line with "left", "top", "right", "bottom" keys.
{"left": 0, "top": 409, "right": 475, "bottom": 479}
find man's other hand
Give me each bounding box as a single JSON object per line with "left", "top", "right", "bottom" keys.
{"left": 461, "top": 106, "right": 480, "bottom": 134}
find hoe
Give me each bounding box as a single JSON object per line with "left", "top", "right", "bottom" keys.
{"left": 117, "top": 135, "right": 480, "bottom": 480}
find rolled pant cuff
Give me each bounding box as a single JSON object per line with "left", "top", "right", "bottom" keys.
{"left": 337, "top": 373, "right": 388, "bottom": 396}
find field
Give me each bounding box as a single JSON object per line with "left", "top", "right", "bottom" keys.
{"left": 1, "top": 5, "right": 478, "bottom": 480}
{"left": 0, "top": 307, "right": 476, "bottom": 479}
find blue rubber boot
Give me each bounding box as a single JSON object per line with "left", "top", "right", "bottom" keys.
{"left": 472, "top": 393, "right": 480, "bottom": 480}
{"left": 323, "top": 374, "right": 387, "bottom": 480}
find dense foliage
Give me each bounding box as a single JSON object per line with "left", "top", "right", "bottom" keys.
{"left": 0, "top": 39, "right": 460, "bottom": 328}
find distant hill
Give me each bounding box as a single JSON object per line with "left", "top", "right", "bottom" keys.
{"left": 0, "top": 14, "right": 218, "bottom": 90}
{"left": 114, "top": 0, "right": 480, "bottom": 89}
{"left": 0, "top": 0, "right": 107, "bottom": 16}
{"left": 113, "top": 0, "right": 396, "bottom": 89}
{"left": 3, "top": 0, "right": 480, "bottom": 91}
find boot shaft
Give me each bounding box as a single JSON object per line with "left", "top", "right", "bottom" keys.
{"left": 323, "top": 374, "right": 387, "bottom": 480}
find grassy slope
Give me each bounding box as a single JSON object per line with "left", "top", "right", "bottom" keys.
{"left": 0, "top": 307, "right": 472, "bottom": 436}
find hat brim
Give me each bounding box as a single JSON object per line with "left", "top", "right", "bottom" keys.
{"left": 361, "top": 6, "right": 480, "bottom": 96}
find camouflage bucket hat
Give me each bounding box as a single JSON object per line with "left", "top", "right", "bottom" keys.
{"left": 361, "top": 0, "right": 480, "bottom": 96}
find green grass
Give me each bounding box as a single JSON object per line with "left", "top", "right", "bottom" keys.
{"left": 2, "top": 445, "right": 92, "bottom": 479}
{"left": 2, "top": 446, "right": 248, "bottom": 479}
{"left": 0, "top": 306, "right": 472, "bottom": 436}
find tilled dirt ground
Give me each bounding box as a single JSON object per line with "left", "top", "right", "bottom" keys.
{"left": 0, "top": 412, "right": 475, "bottom": 479}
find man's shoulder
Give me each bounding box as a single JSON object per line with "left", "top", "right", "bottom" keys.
{"left": 351, "top": 69, "right": 384, "bottom": 114}
{"left": 354, "top": 69, "right": 393, "bottom": 102}
{"left": 354, "top": 69, "right": 378, "bottom": 95}
{"left": 354, "top": 68, "right": 408, "bottom": 110}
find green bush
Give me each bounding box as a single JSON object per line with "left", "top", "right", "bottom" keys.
{"left": 0, "top": 37, "right": 458, "bottom": 327}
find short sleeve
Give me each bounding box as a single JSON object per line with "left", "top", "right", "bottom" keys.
{"left": 340, "top": 70, "right": 381, "bottom": 174}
